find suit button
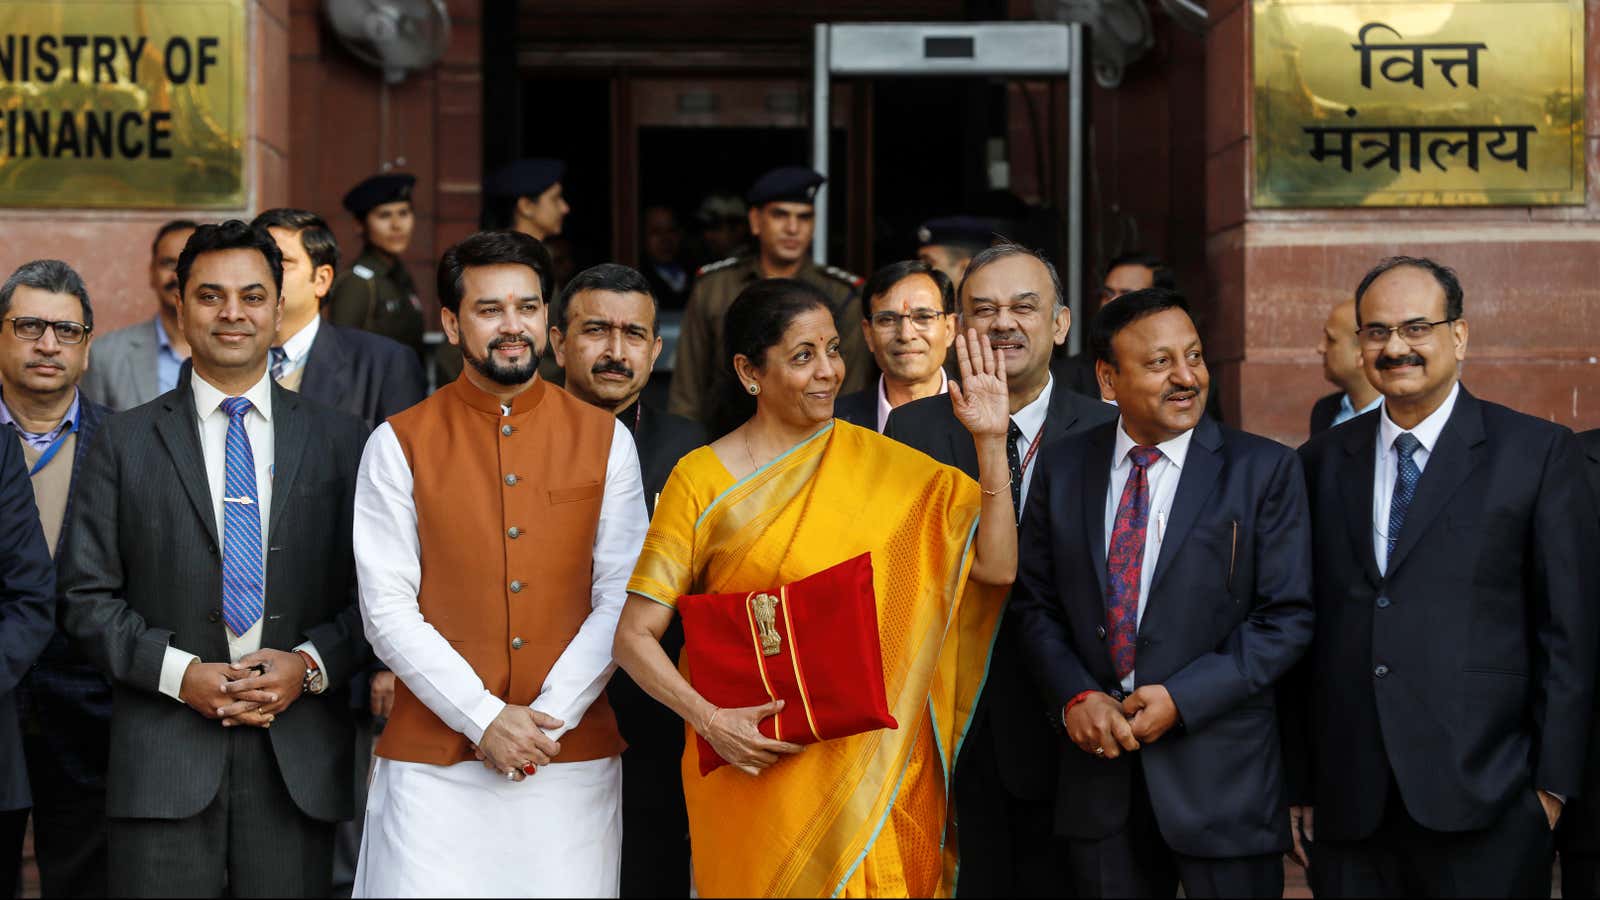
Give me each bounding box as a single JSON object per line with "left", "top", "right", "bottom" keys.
{"left": 507, "top": 527, "right": 520, "bottom": 539}
{"left": 207, "top": 608, "right": 221, "bottom": 623}
{"left": 1095, "top": 625, "right": 1107, "bottom": 640}
{"left": 504, "top": 474, "right": 518, "bottom": 486}
{"left": 511, "top": 637, "right": 524, "bottom": 650}
{"left": 1376, "top": 596, "right": 1391, "bottom": 609}
{"left": 1374, "top": 664, "right": 1390, "bottom": 678}
{"left": 501, "top": 425, "right": 514, "bottom": 436}
{"left": 510, "top": 580, "right": 523, "bottom": 593}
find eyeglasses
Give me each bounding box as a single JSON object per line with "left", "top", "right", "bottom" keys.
{"left": 1356, "top": 318, "right": 1456, "bottom": 348}
{"left": 5, "top": 317, "right": 90, "bottom": 344}
{"left": 868, "top": 309, "right": 947, "bottom": 332}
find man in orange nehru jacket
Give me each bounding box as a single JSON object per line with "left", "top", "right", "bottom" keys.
{"left": 350, "top": 231, "right": 647, "bottom": 897}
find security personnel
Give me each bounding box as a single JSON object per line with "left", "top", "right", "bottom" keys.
{"left": 916, "top": 215, "right": 1001, "bottom": 288}
{"left": 326, "top": 173, "right": 426, "bottom": 363}
{"left": 667, "top": 165, "right": 868, "bottom": 430}
{"left": 486, "top": 158, "right": 570, "bottom": 241}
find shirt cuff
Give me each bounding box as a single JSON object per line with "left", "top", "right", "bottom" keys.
{"left": 463, "top": 693, "right": 508, "bottom": 746}
{"left": 291, "top": 641, "right": 328, "bottom": 694}
{"left": 158, "top": 646, "right": 201, "bottom": 702}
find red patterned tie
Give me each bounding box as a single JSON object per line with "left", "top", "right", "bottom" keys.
{"left": 1106, "top": 446, "right": 1162, "bottom": 681}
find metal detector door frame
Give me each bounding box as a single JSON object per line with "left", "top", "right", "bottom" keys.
{"left": 811, "top": 21, "right": 1087, "bottom": 351}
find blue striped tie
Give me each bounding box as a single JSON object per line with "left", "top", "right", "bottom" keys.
{"left": 219, "top": 397, "right": 264, "bottom": 637}
{"left": 1386, "top": 432, "right": 1423, "bottom": 569}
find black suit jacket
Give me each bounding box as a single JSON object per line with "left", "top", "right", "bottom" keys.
{"left": 883, "top": 380, "right": 1118, "bottom": 797}
{"left": 1559, "top": 428, "right": 1600, "bottom": 852}
{"left": 833, "top": 388, "right": 877, "bottom": 431}
{"left": 609, "top": 402, "right": 705, "bottom": 754}
{"left": 60, "top": 372, "right": 370, "bottom": 822}
{"left": 1291, "top": 389, "right": 1598, "bottom": 841}
{"left": 16, "top": 395, "right": 114, "bottom": 790}
{"left": 301, "top": 323, "right": 426, "bottom": 431}
{"left": 0, "top": 428, "right": 56, "bottom": 812}
{"left": 1308, "top": 391, "right": 1342, "bottom": 437}
{"left": 1012, "top": 416, "right": 1314, "bottom": 856}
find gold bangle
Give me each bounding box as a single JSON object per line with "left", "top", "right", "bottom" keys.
{"left": 981, "top": 477, "right": 1012, "bottom": 497}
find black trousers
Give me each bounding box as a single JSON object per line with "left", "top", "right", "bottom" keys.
{"left": 1563, "top": 852, "right": 1600, "bottom": 899}
{"left": 619, "top": 747, "right": 691, "bottom": 898}
{"left": 1066, "top": 764, "right": 1283, "bottom": 899}
{"left": 1310, "top": 779, "right": 1554, "bottom": 897}
{"left": 108, "top": 726, "right": 335, "bottom": 898}
{"left": 0, "top": 806, "right": 28, "bottom": 899}
{"left": 952, "top": 717, "right": 1070, "bottom": 897}
{"left": 21, "top": 732, "right": 106, "bottom": 898}
{"left": 331, "top": 718, "right": 375, "bottom": 899}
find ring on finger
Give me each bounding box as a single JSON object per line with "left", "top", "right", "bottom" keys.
{"left": 1094, "top": 746, "right": 1105, "bottom": 756}
{"left": 522, "top": 763, "right": 537, "bottom": 776}
{"left": 504, "top": 769, "right": 518, "bottom": 782}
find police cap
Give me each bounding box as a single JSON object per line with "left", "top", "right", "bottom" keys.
{"left": 343, "top": 173, "right": 415, "bottom": 219}
{"left": 487, "top": 158, "right": 566, "bottom": 200}
{"left": 745, "top": 166, "right": 825, "bottom": 208}
{"left": 916, "top": 216, "right": 1003, "bottom": 251}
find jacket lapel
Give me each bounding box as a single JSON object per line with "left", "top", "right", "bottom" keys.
{"left": 1385, "top": 389, "right": 1485, "bottom": 577}
{"left": 267, "top": 384, "right": 308, "bottom": 543}
{"left": 1149, "top": 417, "right": 1224, "bottom": 593}
{"left": 153, "top": 377, "right": 219, "bottom": 542}
{"left": 132, "top": 319, "right": 159, "bottom": 405}
{"left": 1041, "top": 382, "right": 1082, "bottom": 445}
{"left": 1082, "top": 424, "right": 1115, "bottom": 600}
{"left": 1340, "top": 413, "right": 1383, "bottom": 586}
{"left": 299, "top": 323, "right": 351, "bottom": 409}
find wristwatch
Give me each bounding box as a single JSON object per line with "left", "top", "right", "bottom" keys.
{"left": 296, "top": 649, "right": 324, "bottom": 694}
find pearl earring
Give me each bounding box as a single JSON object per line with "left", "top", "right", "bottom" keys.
{"left": 747, "top": 383, "right": 760, "bottom": 395}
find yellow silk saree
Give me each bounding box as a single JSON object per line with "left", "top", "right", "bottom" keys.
{"left": 627, "top": 419, "right": 1007, "bottom": 898}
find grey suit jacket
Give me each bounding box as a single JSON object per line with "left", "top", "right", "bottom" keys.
{"left": 80, "top": 316, "right": 163, "bottom": 411}
{"left": 60, "top": 371, "right": 370, "bottom": 822}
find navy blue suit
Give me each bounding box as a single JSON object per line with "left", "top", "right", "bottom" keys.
{"left": 1012, "top": 414, "right": 1313, "bottom": 896}
{"left": 1290, "top": 389, "right": 1598, "bottom": 896}
{"left": 833, "top": 388, "right": 877, "bottom": 431}
{"left": 1559, "top": 428, "right": 1600, "bottom": 898}
{"left": 301, "top": 323, "right": 426, "bottom": 432}
{"left": 11, "top": 395, "right": 114, "bottom": 897}
{"left": 0, "top": 415, "right": 57, "bottom": 894}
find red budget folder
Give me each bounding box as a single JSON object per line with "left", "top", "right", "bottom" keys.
{"left": 678, "top": 552, "right": 899, "bottom": 775}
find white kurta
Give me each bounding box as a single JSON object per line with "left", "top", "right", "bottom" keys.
{"left": 351, "top": 414, "right": 647, "bottom": 898}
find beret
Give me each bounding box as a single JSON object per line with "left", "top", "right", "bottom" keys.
{"left": 342, "top": 173, "right": 415, "bottom": 218}
{"left": 745, "top": 166, "right": 825, "bottom": 207}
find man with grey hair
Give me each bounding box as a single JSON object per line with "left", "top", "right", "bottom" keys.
{"left": 884, "top": 241, "right": 1117, "bottom": 896}
{"left": 0, "top": 259, "right": 108, "bottom": 896}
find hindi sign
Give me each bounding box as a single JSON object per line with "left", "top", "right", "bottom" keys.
{"left": 0, "top": 0, "right": 246, "bottom": 209}
{"left": 1253, "top": 0, "right": 1585, "bottom": 207}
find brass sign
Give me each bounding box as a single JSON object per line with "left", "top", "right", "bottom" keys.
{"left": 1253, "top": 0, "right": 1586, "bottom": 207}
{"left": 0, "top": 0, "right": 246, "bottom": 209}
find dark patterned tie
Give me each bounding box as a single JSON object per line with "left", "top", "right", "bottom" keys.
{"left": 1386, "top": 432, "right": 1423, "bottom": 570}
{"left": 269, "top": 346, "right": 289, "bottom": 383}
{"left": 1105, "top": 446, "right": 1162, "bottom": 681}
{"left": 1006, "top": 421, "right": 1024, "bottom": 523}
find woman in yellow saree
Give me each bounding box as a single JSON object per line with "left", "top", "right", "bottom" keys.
{"left": 613, "top": 278, "right": 1017, "bottom": 898}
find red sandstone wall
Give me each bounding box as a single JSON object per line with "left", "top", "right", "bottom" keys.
{"left": 286, "top": 0, "right": 482, "bottom": 324}
{"left": 1207, "top": 0, "right": 1600, "bottom": 444}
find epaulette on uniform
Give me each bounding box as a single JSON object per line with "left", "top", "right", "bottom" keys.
{"left": 351, "top": 264, "right": 376, "bottom": 280}
{"left": 695, "top": 256, "right": 743, "bottom": 277}
{"left": 822, "top": 264, "right": 864, "bottom": 289}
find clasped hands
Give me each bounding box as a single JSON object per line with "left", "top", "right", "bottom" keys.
{"left": 1065, "top": 684, "right": 1180, "bottom": 760}
{"left": 178, "top": 649, "right": 308, "bottom": 728}
{"left": 473, "top": 706, "right": 566, "bottom": 783}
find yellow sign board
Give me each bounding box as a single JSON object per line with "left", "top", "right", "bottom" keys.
{"left": 1253, "top": 0, "right": 1586, "bottom": 207}
{"left": 0, "top": 0, "right": 246, "bottom": 209}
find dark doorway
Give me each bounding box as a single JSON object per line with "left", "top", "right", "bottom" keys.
{"left": 515, "top": 74, "right": 613, "bottom": 271}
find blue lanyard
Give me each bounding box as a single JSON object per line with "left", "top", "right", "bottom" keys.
{"left": 27, "top": 417, "right": 79, "bottom": 477}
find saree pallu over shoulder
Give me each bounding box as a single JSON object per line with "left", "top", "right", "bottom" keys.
{"left": 627, "top": 420, "right": 1007, "bottom": 898}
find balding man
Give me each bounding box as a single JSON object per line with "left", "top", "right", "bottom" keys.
{"left": 1309, "top": 299, "right": 1381, "bottom": 436}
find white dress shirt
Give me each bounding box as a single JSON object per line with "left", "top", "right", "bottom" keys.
{"left": 1103, "top": 419, "right": 1195, "bottom": 691}
{"left": 354, "top": 414, "right": 647, "bottom": 747}
{"left": 275, "top": 313, "right": 320, "bottom": 380}
{"left": 1372, "top": 382, "right": 1460, "bottom": 574}
{"left": 875, "top": 370, "right": 948, "bottom": 434}
{"left": 158, "top": 370, "right": 325, "bottom": 700}
{"left": 1012, "top": 375, "right": 1055, "bottom": 507}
